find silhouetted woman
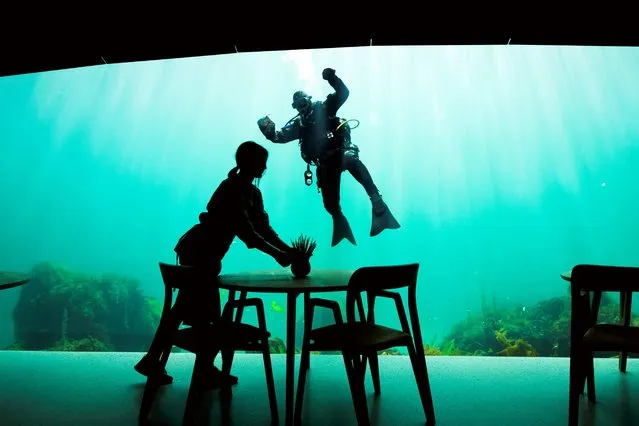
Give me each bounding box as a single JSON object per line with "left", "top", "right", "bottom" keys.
{"left": 135, "top": 141, "right": 294, "bottom": 388}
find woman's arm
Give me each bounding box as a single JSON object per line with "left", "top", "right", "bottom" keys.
{"left": 251, "top": 191, "right": 294, "bottom": 253}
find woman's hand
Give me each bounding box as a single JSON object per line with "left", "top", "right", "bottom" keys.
{"left": 274, "top": 250, "right": 293, "bottom": 268}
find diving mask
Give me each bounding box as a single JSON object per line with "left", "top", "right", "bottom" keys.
{"left": 292, "top": 91, "right": 312, "bottom": 111}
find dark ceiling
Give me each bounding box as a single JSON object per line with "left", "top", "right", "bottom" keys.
{"left": 2, "top": 16, "right": 637, "bottom": 78}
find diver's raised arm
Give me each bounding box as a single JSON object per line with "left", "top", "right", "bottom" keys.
{"left": 257, "top": 115, "right": 301, "bottom": 144}
{"left": 322, "top": 68, "right": 349, "bottom": 116}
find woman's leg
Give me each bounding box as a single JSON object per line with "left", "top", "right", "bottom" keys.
{"left": 134, "top": 256, "right": 223, "bottom": 385}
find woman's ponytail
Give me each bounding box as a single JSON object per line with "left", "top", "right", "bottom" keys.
{"left": 227, "top": 166, "right": 240, "bottom": 178}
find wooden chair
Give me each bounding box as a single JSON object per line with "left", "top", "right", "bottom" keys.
{"left": 138, "top": 262, "right": 278, "bottom": 425}
{"left": 569, "top": 264, "right": 639, "bottom": 426}
{"left": 294, "top": 263, "right": 436, "bottom": 426}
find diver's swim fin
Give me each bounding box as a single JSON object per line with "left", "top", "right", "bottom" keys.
{"left": 370, "top": 197, "right": 401, "bottom": 237}
{"left": 332, "top": 213, "right": 357, "bottom": 247}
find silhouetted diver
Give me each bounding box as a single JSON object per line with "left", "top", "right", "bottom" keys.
{"left": 258, "top": 67, "right": 400, "bottom": 247}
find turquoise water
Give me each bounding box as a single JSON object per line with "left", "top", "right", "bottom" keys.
{"left": 1, "top": 45, "right": 639, "bottom": 354}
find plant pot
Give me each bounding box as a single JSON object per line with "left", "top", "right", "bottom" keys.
{"left": 291, "top": 256, "right": 311, "bottom": 279}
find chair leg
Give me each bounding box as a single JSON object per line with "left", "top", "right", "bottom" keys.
{"left": 219, "top": 388, "right": 233, "bottom": 426}
{"left": 619, "top": 352, "right": 629, "bottom": 373}
{"left": 218, "top": 347, "right": 235, "bottom": 421}
{"left": 356, "top": 351, "right": 380, "bottom": 396}
{"left": 221, "top": 349, "right": 235, "bottom": 377}
{"left": 619, "top": 292, "right": 632, "bottom": 373}
{"left": 182, "top": 351, "right": 210, "bottom": 426}
{"left": 138, "top": 377, "right": 162, "bottom": 422}
{"left": 577, "top": 349, "right": 595, "bottom": 400}
{"left": 585, "top": 351, "right": 596, "bottom": 403}
{"left": 568, "top": 348, "right": 583, "bottom": 426}
{"left": 354, "top": 355, "right": 372, "bottom": 426}
{"left": 261, "top": 338, "right": 279, "bottom": 424}
{"left": 569, "top": 293, "right": 593, "bottom": 426}
{"left": 343, "top": 353, "right": 370, "bottom": 426}
{"left": 294, "top": 342, "right": 312, "bottom": 425}
{"left": 579, "top": 353, "right": 587, "bottom": 395}
{"left": 368, "top": 351, "right": 381, "bottom": 396}
{"left": 407, "top": 343, "right": 436, "bottom": 424}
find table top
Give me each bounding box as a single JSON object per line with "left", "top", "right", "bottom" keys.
{"left": 561, "top": 271, "right": 571, "bottom": 282}
{"left": 0, "top": 272, "right": 30, "bottom": 291}
{"left": 217, "top": 269, "right": 354, "bottom": 294}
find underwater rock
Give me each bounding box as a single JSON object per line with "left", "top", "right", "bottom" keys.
{"left": 11, "top": 262, "right": 162, "bottom": 352}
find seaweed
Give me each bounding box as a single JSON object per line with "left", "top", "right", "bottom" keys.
{"left": 379, "top": 348, "right": 402, "bottom": 355}
{"left": 423, "top": 339, "right": 468, "bottom": 356}
{"left": 7, "top": 262, "right": 161, "bottom": 352}
{"left": 494, "top": 328, "right": 537, "bottom": 357}
{"left": 435, "top": 291, "right": 637, "bottom": 357}
{"left": 5, "top": 261, "right": 638, "bottom": 359}
{"left": 49, "top": 336, "right": 112, "bottom": 352}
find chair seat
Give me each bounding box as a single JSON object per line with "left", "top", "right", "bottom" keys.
{"left": 584, "top": 324, "right": 639, "bottom": 353}
{"left": 309, "top": 322, "right": 411, "bottom": 352}
{"left": 174, "top": 321, "right": 270, "bottom": 353}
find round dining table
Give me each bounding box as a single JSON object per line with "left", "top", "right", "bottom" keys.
{"left": 217, "top": 268, "right": 353, "bottom": 426}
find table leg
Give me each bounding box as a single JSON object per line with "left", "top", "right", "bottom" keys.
{"left": 302, "top": 293, "right": 311, "bottom": 371}
{"left": 619, "top": 291, "right": 632, "bottom": 372}
{"left": 285, "top": 292, "right": 299, "bottom": 426}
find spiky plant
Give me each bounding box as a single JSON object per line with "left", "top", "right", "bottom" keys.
{"left": 291, "top": 234, "right": 317, "bottom": 257}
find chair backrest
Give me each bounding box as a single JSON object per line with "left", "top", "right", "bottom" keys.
{"left": 569, "top": 264, "right": 639, "bottom": 356}
{"left": 345, "top": 263, "right": 423, "bottom": 347}
{"left": 157, "top": 262, "right": 220, "bottom": 322}
{"left": 348, "top": 263, "right": 420, "bottom": 293}
{"left": 571, "top": 264, "right": 639, "bottom": 294}
{"left": 159, "top": 262, "right": 207, "bottom": 290}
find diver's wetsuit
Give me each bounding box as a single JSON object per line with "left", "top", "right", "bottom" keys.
{"left": 262, "top": 75, "right": 381, "bottom": 223}
{"left": 136, "top": 173, "right": 285, "bottom": 385}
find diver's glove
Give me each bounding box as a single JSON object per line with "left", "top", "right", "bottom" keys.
{"left": 257, "top": 115, "right": 276, "bottom": 139}
{"left": 322, "top": 68, "right": 336, "bottom": 81}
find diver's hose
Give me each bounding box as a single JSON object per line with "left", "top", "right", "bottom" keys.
{"left": 337, "top": 119, "right": 360, "bottom": 131}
